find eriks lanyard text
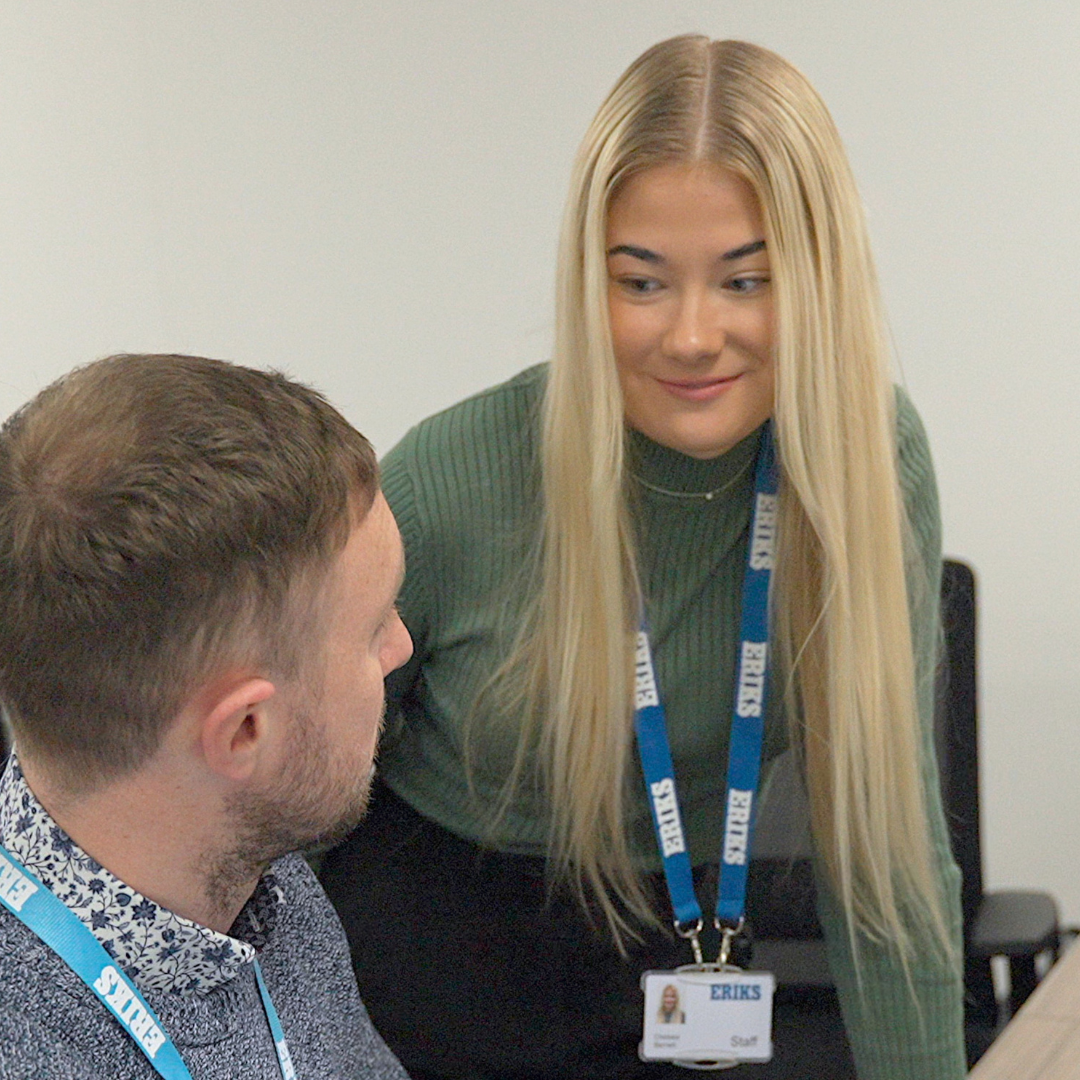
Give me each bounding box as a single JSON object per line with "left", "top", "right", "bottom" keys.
{"left": 634, "top": 421, "right": 778, "bottom": 965}
{"left": 0, "top": 844, "right": 297, "bottom": 1079}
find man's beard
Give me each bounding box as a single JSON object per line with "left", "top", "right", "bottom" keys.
{"left": 204, "top": 707, "right": 376, "bottom": 921}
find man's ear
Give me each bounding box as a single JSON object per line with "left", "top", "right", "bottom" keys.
{"left": 198, "top": 678, "right": 278, "bottom": 783}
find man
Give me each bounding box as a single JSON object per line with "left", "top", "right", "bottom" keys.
{"left": 0, "top": 354, "right": 413, "bottom": 1078}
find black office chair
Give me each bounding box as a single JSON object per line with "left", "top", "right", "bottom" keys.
{"left": 748, "top": 558, "right": 1060, "bottom": 1070}
{"left": 934, "top": 559, "right": 1059, "bottom": 1056}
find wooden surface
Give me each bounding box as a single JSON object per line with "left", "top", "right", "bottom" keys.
{"left": 969, "top": 939, "right": 1080, "bottom": 1079}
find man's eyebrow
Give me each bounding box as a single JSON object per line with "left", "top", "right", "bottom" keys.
{"left": 377, "top": 557, "right": 406, "bottom": 626}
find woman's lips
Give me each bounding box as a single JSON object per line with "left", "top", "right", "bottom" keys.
{"left": 656, "top": 374, "right": 740, "bottom": 402}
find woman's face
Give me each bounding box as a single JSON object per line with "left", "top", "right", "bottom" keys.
{"left": 606, "top": 163, "right": 775, "bottom": 459}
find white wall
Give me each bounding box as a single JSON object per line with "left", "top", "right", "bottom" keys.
{"left": 1, "top": 1, "right": 1077, "bottom": 924}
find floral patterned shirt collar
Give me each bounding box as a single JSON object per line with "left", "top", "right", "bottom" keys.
{"left": 0, "top": 753, "right": 284, "bottom": 997}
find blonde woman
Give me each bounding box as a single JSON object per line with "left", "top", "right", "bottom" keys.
{"left": 658, "top": 984, "right": 686, "bottom": 1025}
{"left": 322, "top": 36, "right": 964, "bottom": 1080}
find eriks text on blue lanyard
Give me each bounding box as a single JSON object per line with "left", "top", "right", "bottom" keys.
{"left": 0, "top": 843, "right": 296, "bottom": 1079}
{"left": 634, "top": 422, "right": 778, "bottom": 961}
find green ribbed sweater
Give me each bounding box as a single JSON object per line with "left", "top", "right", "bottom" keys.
{"left": 378, "top": 364, "right": 965, "bottom": 1079}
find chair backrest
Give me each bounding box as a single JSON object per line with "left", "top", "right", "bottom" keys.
{"left": 750, "top": 558, "right": 981, "bottom": 950}
{"left": 935, "top": 559, "right": 983, "bottom": 930}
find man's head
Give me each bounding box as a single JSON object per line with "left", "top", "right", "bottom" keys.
{"left": 0, "top": 354, "right": 408, "bottom": 808}
{"left": 214, "top": 488, "right": 410, "bottom": 893}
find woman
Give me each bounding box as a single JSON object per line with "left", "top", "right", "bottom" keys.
{"left": 657, "top": 985, "right": 685, "bottom": 1026}
{"left": 321, "top": 36, "right": 964, "bottom": 1080}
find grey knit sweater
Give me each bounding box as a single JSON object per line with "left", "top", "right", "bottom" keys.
{"left": 0, "top": 853, "right": 409, "bottom": 1079}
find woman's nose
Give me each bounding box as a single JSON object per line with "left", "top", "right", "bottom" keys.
{"left": 662, "top": 290, "right": 725, "bottom": 363}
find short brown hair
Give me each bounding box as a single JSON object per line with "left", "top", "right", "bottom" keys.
{"left": 0, "top": 354, "right": 377, "bottom": 785}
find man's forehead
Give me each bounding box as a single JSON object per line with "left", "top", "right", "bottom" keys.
{"left": 344, "top": 493, "right": 403, "bottom": 598}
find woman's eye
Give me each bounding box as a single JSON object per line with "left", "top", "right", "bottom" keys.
{"left": 728, "top": 275, "right": 770, "bottom": 295}
{"left": 617, "top": 275, "right": 661, "bottom": 295}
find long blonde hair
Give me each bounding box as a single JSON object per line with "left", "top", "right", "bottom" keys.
{"left": 492, "top": 36, "right": 949, "bottom": 960}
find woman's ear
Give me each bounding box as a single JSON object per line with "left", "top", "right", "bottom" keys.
{"left": 197, "top": 677, "right": 278, "bottom": 783}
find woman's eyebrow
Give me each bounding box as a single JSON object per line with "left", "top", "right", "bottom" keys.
{"left": 606, "top": 243, "right": 661, "bottom": 263}
{"left": 722, "top": 239, "right": 766, "bottom": 261}
{"left": 605, "top": 239, "right": 767, "bottom": 262}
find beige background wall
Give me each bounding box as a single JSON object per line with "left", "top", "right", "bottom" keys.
{"left": 1, "top": 1, "right": 1077, "bottom": 924}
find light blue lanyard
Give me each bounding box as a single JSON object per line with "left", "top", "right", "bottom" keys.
{"left": 0, "top": 844, "right": 296, "bottom": 1079}
{"left": 634, "top": 423, "right": 777, "bottom": 961}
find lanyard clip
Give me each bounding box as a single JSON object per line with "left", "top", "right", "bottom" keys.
{"left": 674, "top": 917, "right": 705, "bottom": 966}
{"left": 715, "top": 916, "right": 746, "bottom": 968}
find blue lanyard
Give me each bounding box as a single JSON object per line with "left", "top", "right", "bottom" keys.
{"left": 0, "top": 844, "right": 296, "bottom": 1079}
{"left": 634, "top": 423, "right": 778, "bottom": 956}
{"left": 255, "top": 958, "right": 298, "bottom": 1079}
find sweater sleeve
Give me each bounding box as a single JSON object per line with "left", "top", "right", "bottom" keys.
{"left": 814, "top": 389, "right": 967, "bottom": 1079}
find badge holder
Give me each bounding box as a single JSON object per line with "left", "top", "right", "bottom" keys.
{"left": 640, "top": 919, "right": 774, "bottom": 1069}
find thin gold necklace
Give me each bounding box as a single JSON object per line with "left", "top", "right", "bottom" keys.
{"left": 629, "top": 456, "right": 754, "bottom": 501}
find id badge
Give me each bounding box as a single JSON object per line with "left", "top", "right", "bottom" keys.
{"left": 640, "top": 967, "right": 774, "bottom": 1067}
